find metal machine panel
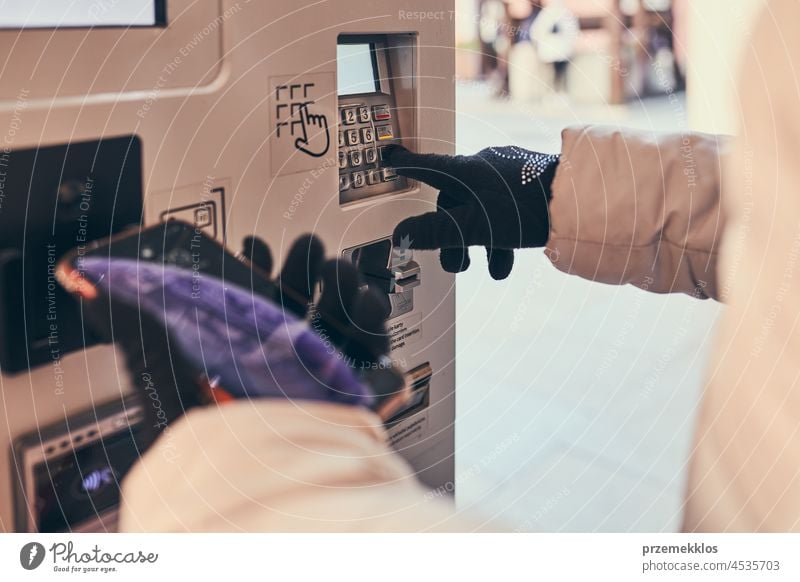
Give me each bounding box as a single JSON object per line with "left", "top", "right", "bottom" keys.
{"left": 0, "top": 0, "right": 456, "bottom": 531}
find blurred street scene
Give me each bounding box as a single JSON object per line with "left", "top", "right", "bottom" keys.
{"left": 451, "top": 0, "right": 760, "bottom": 531}
{"left": 454, "top": 84, "right": 723, "bottom": 532}
{"left": 456, "top": 0, "right": 684, "bottom": 105}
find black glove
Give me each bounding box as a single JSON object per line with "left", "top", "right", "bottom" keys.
{"left": 240, "top": 234, "right": 391, "bottom": 365}
{"left": 386, "top": 145, "right": 559, "bottom": 280}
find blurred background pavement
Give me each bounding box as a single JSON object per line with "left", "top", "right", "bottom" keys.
{"left": 449, "top": 0, "right": 762, "bottom": 531}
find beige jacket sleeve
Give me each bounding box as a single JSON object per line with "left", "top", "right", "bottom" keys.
{"left": 683, "top": 0, "right": 800, "bottom": 532}
{"left": 118, "top": 400, "right": 491, "bottom": 532}
{"left": 547, "top": 125, "right": 728, "bottom": 300}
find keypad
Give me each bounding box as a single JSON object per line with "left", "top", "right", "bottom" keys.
{"left": 338, "top": 101, "right": 399, "bottom": 195}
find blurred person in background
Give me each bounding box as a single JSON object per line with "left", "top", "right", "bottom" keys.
{"left": 478, "top": 0, "right": 504, "bottom": 84}
{"left": 529, "top": 0, "right": 578, "bottom": 96}
{"left": 483, "top": 0, "right": 542, "bottom": 97}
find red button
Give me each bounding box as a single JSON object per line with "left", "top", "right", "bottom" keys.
{"left": 372, "top": 105, "right": 391, "bottom": 121}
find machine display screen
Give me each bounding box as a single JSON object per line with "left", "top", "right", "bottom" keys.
{"left": 33, "top": 430, "right": 142, "bottom": 532}
{"left": 337, "top": 43, "right": 380, "bottom": 95}
{"left": 0, "top": 0, "right": 165, "bottom": 29}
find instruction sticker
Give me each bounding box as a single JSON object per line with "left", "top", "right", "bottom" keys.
{"left": 269, "top": 72, "right": 336, "bottom": 176}
{"left": 388, "top": 314, "right": 422, "bottom": 352}
{"left": 154, "top": 177, "right": 229, "bottom": 242}
{"left": 387, "top": 414, "right": 428, "bottom": 448}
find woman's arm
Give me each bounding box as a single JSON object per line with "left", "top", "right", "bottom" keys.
{"left": 547, "top": 125, "right": 728, "bottom": 300}
{"left": 119, "top": 399, "right": 485, "bottom": 532}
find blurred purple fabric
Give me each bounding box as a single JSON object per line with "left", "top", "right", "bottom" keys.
{"left": 81, "top": 257, "right": 373, "bottom": 407}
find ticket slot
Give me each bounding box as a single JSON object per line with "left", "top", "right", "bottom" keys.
{"left": 385, "top": 362, "right": 432, "bottom": 425}
{"left": 343, "top": 237, "right": 421, "bottom": 320}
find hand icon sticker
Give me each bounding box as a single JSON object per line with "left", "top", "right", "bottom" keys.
{"left": 270, "top": 73, "right": 336, "bottom": 176}
{"left": 294, "top": 105, "right": 330, "bottom": 158}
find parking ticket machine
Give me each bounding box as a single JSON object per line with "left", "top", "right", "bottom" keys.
{"left": 0, "top": 1, "right": 455, "bottom": 532}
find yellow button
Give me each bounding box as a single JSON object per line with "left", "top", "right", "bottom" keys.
{"left": 376, "top": 125, "right": 394, "bottom": 140}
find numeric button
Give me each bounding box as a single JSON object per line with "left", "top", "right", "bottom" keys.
{"left": 346, "top": 129, "right": 360, "bottom": 146}
{"left": 342, "top": 108, "right": 357, "bottom": 125}
{"left": 349, "top": 150, "right": 364, "bottom": 167}
{"left": 352, "top": 171, "right": 366, "bottom": 188}
{"left": 361, "top": 127, "right": 375, "bottom": 143}
{"left": 365, "top": 148, "right": 378, "bottom": 164}
{"left": 358, "top": 107, "right": 371, "bottom": 123}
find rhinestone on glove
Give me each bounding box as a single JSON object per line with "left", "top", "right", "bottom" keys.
{"left": 488, "top": 146, "right": 560, "bottom": 186}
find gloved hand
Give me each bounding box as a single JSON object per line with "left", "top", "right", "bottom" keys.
{"left": 240, "top": 234, "right": 391, "bottom": 366}
{"left": 81, "top": 234, "right": 403, "bottom": 446}
{"left": 386, "top": 144, "right": 559, "bottom": 280}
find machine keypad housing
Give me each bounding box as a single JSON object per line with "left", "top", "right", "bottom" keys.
{"left": 338, "top": 96, "right": 407, "bottom": 203}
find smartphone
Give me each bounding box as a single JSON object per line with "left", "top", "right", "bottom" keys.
{"left": 56, "top": 220, "right": 409, "bottom": 419}
{"left": 57, "top": 220, "right": 281, "bottom": 302}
